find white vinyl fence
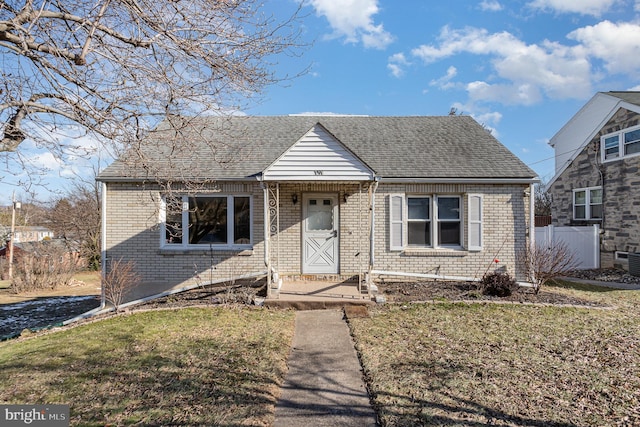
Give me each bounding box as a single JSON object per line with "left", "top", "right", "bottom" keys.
{"left": 535, "top": 225, "right": 600, "bottom": 269}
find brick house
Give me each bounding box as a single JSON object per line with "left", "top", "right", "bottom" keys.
{"left": 97, "top": 115, "right": 537, "bottom": 303}
{"left": 547, "top": 91, "right": 640, "bottom": 270}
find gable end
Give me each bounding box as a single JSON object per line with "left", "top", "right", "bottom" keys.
{"left": 263, "top": 124, "right": 374, "bottom": 181}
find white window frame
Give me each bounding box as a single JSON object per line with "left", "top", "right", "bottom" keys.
{"left": 435, "top": 196, "right": 462, "bottom": 248}
{"left": 572, "top": 186, "right": 602, "bottom": 220}
{"left": 390, "top": 194, "right": 470, "bottom": 251}
{"left": 601, "top": 124, "right": 640, "bottom": 162}
{"left": 160, "top": 194, "right": 253, "bottom": 249}
{"left": 407, "top": 195, "right": 432, "bottom": 247}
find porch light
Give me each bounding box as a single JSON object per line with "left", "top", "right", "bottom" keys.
{"left": 292, "top": 193, "right": 298, "bottom": 205}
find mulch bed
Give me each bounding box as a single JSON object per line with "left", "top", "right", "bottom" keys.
{"left": 134, "top": 277, "right": 608, "bottom": 309}
{"left": 133, "top": 278, "right": 267, "bottom": 310}
{"left": 378, "top": 280, "right": 608, "bottom": 307}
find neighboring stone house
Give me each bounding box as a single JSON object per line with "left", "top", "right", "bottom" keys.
{"left": 547, "top": 91, "right": 640, "bottom": 270}
{"left": 97, "top": 115, "right": 538, "bottom": 303}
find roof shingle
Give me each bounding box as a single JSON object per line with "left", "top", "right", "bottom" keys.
{"left": 97, "top": 115, "right": 536, "bottom": 181}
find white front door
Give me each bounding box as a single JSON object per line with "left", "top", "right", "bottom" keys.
{"left": 302, "top": 194, "right": 339, "bottom": 274}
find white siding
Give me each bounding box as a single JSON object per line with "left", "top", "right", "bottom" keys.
{"left": 550, "top": 93, "right": 620, "bottom": 175}
{"left": 263, "top": 125, "right": 374, "bottom": 181}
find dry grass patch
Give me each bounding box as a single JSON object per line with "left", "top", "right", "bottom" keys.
{"left": 0, "top": 307, "right": 295, "bottom": 426}
{"left": 349, "top": 288, "right": 640, "bottom": 426}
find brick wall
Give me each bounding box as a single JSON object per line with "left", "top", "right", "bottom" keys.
{"left": 371, "top": 183, "right": 530, "bottom": 281}
{"left": 104, "top": 180, "right": 531, "bottom": 302}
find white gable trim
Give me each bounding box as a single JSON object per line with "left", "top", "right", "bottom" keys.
{"left": 263, "top": 123, "right": 374, "bottom": 181}
{"left": 547, "top": 93, "right": 640, "bottom": 188}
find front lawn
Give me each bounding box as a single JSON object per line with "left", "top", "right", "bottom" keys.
{"left": 0, "top": 307, "right": 295, "bottom": 426}
{"left": 349, "top": 287, "right": 640, "bottom": 426}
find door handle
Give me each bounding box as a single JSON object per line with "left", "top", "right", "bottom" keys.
{"left": 332, "top": 230, "right": 338, "bottom": 238}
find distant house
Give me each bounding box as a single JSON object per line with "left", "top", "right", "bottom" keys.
{"left": 547, "top": 91, "right": 640, "bottom": 269}
{"left": 97, "top": 115, "right": 538, "bottom": 304}
{"left": 13, "top": 226, "right": 55, "bottom": 243}
{"left": 0, "top": 239, "right": 82, "bottom": 268}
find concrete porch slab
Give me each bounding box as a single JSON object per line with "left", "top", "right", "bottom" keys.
{"left": 264, "top": 280, "right": 374, "bottom": 310}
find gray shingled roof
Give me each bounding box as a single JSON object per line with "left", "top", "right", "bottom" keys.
{"left": 605, "top": 91, "right": 640, "bottom": 106}
{"left": 97, "top": 115, "right": 536, "bottom": 181}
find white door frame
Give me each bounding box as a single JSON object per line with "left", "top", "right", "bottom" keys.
{"left": 302, "top": 193, "right": 339, "bottom": 274}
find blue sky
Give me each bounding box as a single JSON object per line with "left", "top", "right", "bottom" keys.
{"left": 2, "top": 0, "right": 640, "bottom": 205}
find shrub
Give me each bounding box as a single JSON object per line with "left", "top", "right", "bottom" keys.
{"left": 11, "top": 241, "right": 79, "bottom": 293}
{"left": 103, "top": 258, "right": 140, "bottom": 310}
{"left": 481, "top": 272, "right": 518, "bottom": 297}
{"left": 518, "top": 241, "right": 579, "bottom": 294}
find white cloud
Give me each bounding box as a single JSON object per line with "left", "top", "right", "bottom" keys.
{"left": 387, "top": 52, "right": 410, "bottom": 77}
{"left": 411, "top": 26, "right": 594, "bottom": 105}
{"left": 528, "top": 0, "right": 620, "bottom": 16}
{"left": 309, "top": 0, "right": 394, "bottom": 49}
{"left": 568, "top": 21, "right": 640, "bottom": 75}
{"left": 429, "top": 66, "right": 458, "bottom": 89}
{"left": 479, "top": 1, "right": 503, "bottom": 11}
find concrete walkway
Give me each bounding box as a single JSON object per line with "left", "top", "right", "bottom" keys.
{"left": 560, "top": 276, "right": 640, "bottom": 290}
{"left": 274, "top": 310, "right": 377, "bottom": 426}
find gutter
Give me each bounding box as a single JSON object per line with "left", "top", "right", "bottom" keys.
{"left": 96, "top": 176, "right": 539, "bottom": 185}
{"left": 377, "top": 177, "right": 539, "bottom": 185}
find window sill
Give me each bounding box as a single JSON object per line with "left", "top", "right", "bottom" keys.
{"left": 159, "top": 247, "right": 254, "bottom": 256}
{"left": 402, "top": 248, "right": 468, "bottom": 257}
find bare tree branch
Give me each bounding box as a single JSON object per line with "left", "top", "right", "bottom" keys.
{"left": 1, "top": 0, "right": 305, "bottom": 185}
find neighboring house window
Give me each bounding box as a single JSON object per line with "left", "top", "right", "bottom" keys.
{"left": 161, "top": 195, "right": 252, "bottom": 248}
{"left": 390, "top": 194, "right": 475, "bottom": 250}
{"left": 573, "top": 187, "right": 602, "bottom": 220}
{"left": 602, "top": 125, "right": 640, "bottom": 161}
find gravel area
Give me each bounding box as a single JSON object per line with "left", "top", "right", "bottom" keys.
{"left": 564, "top": 267, "right": 640, "bottom": 284}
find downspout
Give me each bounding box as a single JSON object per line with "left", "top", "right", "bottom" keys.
{"left": 261, "top": 180, "right": 271, "bottom": 298}
{"left": 368, "top": 177, "right": 380, "bottom": 292}
{"left": 100, "top": 181, "right": 107, "bottom": 309}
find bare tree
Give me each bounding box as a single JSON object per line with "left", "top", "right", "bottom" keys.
{"left": 46, "top": 177, "right": 101, "bottom": 269}
{"left": 535, "top": 182, "right": 552, "bottom": 216}
{"left": 1, "top": 0, "right": 303, "bottom": 182}
{"left": 519, "top": 241, "right": 579, "bottom": 294}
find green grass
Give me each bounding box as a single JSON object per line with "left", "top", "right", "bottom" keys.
{"left": 0, "top": 307, "right": 295, "bottom": 426}
{"left": 3, "top": 284, "right": 639, "bottom": 426}
{"left": 349, "top": 288, "right": 640, "bottom": 426}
